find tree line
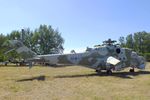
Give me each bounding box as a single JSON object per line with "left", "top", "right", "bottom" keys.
{"left": 0, "top": 27, "right": 150, "bottom": 62}
{"left": 119, "top": 31, "right": 150, "bottom": 60}
{"left": 0, "top": 24, "right": 64, "bottom": 62}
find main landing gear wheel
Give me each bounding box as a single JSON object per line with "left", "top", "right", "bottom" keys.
{"left": 107, "top": 70, "right": 112, "bottom": 75}
{"left": 129, "top": 68, "right": 135, "bottom": 72}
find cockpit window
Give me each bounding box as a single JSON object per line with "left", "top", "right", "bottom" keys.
{"left": 116, "top": 48, "right": 121, "bottom": 54}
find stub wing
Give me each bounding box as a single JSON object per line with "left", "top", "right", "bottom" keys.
{"left": 106, "top": 56, "right": 120, "bottom": 65}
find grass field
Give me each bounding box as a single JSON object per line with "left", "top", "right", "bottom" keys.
{"left": 0, "top": 63, "right": 150, "bottom": 100}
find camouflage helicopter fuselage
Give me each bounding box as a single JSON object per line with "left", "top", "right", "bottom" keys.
{"left": 38, "top": 44, "right": 145, "bottom": 72}
{"left": 4, "top": 39, "right": 146, "bottom": 73}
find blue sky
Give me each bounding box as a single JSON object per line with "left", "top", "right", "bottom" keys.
{"left": 0, "top": 0, "right": 150, "bottom": 53}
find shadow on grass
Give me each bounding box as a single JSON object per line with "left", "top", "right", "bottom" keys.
{"left": 46, "top": 64, "right": 74, "bottom": 68}
{"left": 0, "top": 64, "right": 73, "bottom": 68}
{"left": 0, "top": 65, "right": 27, "bottom": 67}
{"left": 16, "top": 75, "right": 45, "bottom": 82}
{"left": 54, "top": 71, "right": 150, "bottom": 79}
{"left": 16, "top": 71, "right": 150, "bottom": 82}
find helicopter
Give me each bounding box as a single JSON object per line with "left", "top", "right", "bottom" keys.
{"left": 3, "top": 39, "right": 146, "bottom": 74}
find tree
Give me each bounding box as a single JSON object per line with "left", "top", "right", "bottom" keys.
{"left": 143, "top": 33, "right": 150, "bottom": 53}
{"left": 0, "top": 24, "right": 65, "bottom": 62}
{"left": 7, "top": 30, "right": 20, "bottom": 40}
{"left": 33, "top": 25, "right": 64, "bottom": 54}
{"left": 0, "top": 34, "right": 7, "bottom": 47}
{"left": 0, "top": 34, "right": 7, "bottom": 62}
{"left": 119, "top": 36, "right": 126, "bottom": 47}
{"left": 5, "top": 25, "right": 64, "bottom": 55}
{"left": 133, "top": 31, "right": 150, "bottom": 53}
{"left": 119, "top": 31, "right": 150, "bottom": 60}
{"left": 126, "top": 34, "right": 134, "bottom": 50}
{"left": 21, "top": 28, "right": 34, "bottom": 49}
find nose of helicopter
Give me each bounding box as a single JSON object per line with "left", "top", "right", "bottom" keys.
{"left": 138, "top": 56, "right": 146, "bottom": 69}
{"left": 138, "top": 63, "right": 145, "bottom": 69}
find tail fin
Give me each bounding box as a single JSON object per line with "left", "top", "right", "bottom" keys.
{"left": 4, "top": 40, "right": 37, "bottom": 59}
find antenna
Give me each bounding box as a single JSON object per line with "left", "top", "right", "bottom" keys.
{"left": 21, "top": 29, "right": 25, "bottom": 42}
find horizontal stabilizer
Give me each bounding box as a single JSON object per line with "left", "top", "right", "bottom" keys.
{"left": 106, "top": 56, "right": 120, "bottom": 65}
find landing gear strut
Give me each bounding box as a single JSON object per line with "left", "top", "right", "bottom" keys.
{"left": 107, "top": 70, "right": 112, "bottom": 75}
{"left": 129, "top": 68, "right": 134, "bottom": 72}
{"left": 95, "top": 70, "right": 101, "bottom": 74}
{"left": 129, "top": 66, "right": 135, "bottom": 72}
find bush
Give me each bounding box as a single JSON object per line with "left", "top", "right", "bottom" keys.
{"left": 144, "top": 53, "right": 150, "bottom": 61}
{"left": 0, "top": 55, "right": 4, "bottom": 62}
